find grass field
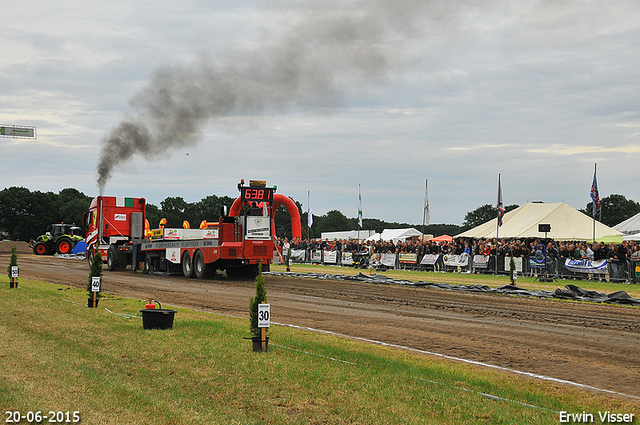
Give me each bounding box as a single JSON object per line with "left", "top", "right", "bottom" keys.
{"left": 271, "top": 263, "right": 640, "bottom": 299}
{"left": 1, "top": 275, "right": 638, "bottom": 424}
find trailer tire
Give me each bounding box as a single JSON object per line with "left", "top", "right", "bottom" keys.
{"left": 107, "top": 245, "right": 126, "bottom": 271}
{"left": 193, "top": 250, "right": 212, "bottom": 279}
{"left": 182, "top": 251, "right": 195, "bottom": 278}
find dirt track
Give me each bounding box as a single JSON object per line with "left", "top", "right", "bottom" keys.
{"left": 3, "top": 243, "right": 640, "bottom": 401}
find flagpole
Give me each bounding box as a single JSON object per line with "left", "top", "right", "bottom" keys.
{"left": 358, "top": 184, "right": 363, "bottom": 239}
{"left": 496, "top": 174, "right": 502, "bottom": 275}
{"left": 592, "top": 163, "right": 596, "bottom": 245}
{"left": 423, "top": 179, "right": 429, "bottom": 227}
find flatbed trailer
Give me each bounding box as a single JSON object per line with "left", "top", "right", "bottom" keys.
{"left": 135, "top": 215, "right": 273, "bottom": 279}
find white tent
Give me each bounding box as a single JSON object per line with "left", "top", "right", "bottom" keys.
{"left": 366, "top": 228, "right": 423, "bottom": 243}
{"left": 455, "top": 202, "right": 621, "bottom": 241}
{"left": 614, "top": 211, "right": 640, "bottom": 235}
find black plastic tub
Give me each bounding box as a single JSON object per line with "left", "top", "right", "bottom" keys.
{"left": 140, "top": 308, "right": 177, "bottom": 330}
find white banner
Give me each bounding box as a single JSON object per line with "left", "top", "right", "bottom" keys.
{"left": 290, "top": 249, "right": 306, "bottom": 262}
{"left": 399, "top": 253, "right": 417, "bottom": 264}
{"left": 323, "top": 250, "right": 337, "bottom": 264}
{"left": 504, "top": 256, "right": 523, "bottom": 272}
{"left": 380, "top": 253, "right": 397, "bottom": 268}
{"left": 245, "top": 216, "right": 271, "bottom": 240}
{"left": 341, "top": 252, "right": 353, "bottom": 265}
{"left": 473, "top": 255, "right": 489, "bottom": 269}
{"left": 443, "top": 254, "right": 469, "bottom": 267}
{"left": 420, "top": 254, "right": 439, "bottom": 265}
{"left": 564, "top": 259, "right": 608, "bottom": 274}
{"left": 311, "top": 250, "right": 322, "bottom": 263}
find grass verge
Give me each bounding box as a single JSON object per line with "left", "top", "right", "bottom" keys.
{"left": 1, "top": 276, "right": 638, "bottom": 424}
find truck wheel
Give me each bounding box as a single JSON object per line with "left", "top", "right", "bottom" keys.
{"left": 87, "top": 247, "right": 95, "bottom": 266}
{"left": 33, "top": 241, "right": 49, "bottom": 255}
{"left": 56, "top": 237, "right": 74, "bottom": 255}
{"left": 107, "top": 245, "right": 127, "bottom": 271}
{"left": 244, "top": 264, "right": 259, "bottom": 279}
{"left": 144, "top": 256, "right": 152, "bottom": 274}
{"left": 226, "top": 267, "right": 241, "bottom": 279}
{"left": 194, "top": 250, "right": 212, "bottom": 279}
{"left": 182, "top": 251, "right": 195, "bottom": 278}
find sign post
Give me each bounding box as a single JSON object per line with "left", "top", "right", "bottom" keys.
{"left": 91, "top": 276, "right": 101, "bottom": 308}
{"left": 10, "top": 266, "right": 18, "bottom": 288}
{"left": 258, "top": 303, "right": 270, "bottom": 352}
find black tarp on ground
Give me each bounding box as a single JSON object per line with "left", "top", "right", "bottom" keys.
{"left": 266, "top": 271, "right": 640, "bottom": 307}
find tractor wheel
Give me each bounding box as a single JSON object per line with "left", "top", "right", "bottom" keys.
{"left": 107, "top": 245, "right": 127, "bottom": 271}
{"left": 33, "top": 241, "right": 50, "bottom": 255}
{"left": 182, "top": 251, "right": 195, "bottom": 278}
{"left": 56, "top": 237, "right": 74, "bottom": 255}
{"left": 87, "top": 247, "right": 95, "bottom": 266}
{"left": 194, "top": 250, "right": 213, "bottom": 279}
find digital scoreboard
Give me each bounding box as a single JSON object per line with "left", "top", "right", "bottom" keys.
{"left": 241, "top": 186, "right": 274, "bottom": 203}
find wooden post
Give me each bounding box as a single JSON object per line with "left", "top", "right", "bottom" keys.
{"left": 260, "top": 301, "right": 268, "bottom": 352}
{"left": 93, "top": 291, "right": 97, "bottom": 308}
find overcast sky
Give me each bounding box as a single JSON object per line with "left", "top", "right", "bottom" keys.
{"left": 2, "top": 0, "right": 640, "bottom": 226}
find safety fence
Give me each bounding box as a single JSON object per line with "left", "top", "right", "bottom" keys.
{"left": 273, "top": 249, "right": 640, "bottom": 283}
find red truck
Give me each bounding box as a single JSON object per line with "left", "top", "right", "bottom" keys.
{"left": 83, "top": 180, "right": 299, "bottom": 278}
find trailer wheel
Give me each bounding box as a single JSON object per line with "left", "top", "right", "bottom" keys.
{"left": 107, "top": 245, "right": 126, "bottom": 271}
{"left": 33, "top": 241, "right": 49, "bottom": 255}
{"left": 182, "top": 251, "right": 195, "bottom": 278}
{"left": 194, "top": 250, "right": 212, "bottom": 279}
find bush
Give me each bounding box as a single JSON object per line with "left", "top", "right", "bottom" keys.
{"left": 249, "top": 262, "right": 267, "bottom": 338}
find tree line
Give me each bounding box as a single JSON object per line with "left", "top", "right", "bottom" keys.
{"left": 1, "top": 186, "right": 637, "bottom": 242}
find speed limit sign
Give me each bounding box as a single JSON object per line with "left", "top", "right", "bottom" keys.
{"left": 258, "top": 303, "right": 270, "bottom": 328}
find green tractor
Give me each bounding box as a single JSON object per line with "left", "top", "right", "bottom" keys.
{"left": 29, "top": 224, "right": 84, "bottom": 255}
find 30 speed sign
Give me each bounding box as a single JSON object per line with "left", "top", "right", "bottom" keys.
{"left": 258, "top": 303, "right": 270, "bottom": 328}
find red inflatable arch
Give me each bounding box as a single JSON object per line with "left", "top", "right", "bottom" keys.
{"left": 229, "top": 193, "right": 302, "bottom": 239}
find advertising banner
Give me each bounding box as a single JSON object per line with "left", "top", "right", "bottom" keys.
{"left": 341, "top": 252, "right": 353, "bottom": 265}
{"left": 380, "top": 253, "right": 397, "bottom": 268}
{"left": 310, "top": 250, "right": 322, "bottom": 264}
{"left": 443, "top": 254, "right": 468, "bottom": 267}
{"left": 323, "top": 250, "right": 337, "bottom": 264}
{"left": 504, "top": 256, "right": 523, "bottom": 272}
{"left": 420, "top": 254, "right": 439, "bottom": 265}
{"left": 398, "top": 253, "right": 417, "bottom": 264}
{"left": 564, "top": 259, "right": 608, "bottom": 274}
{"left": 473, "top": 255, "right": 489, "bottom": 269}
{"left": 290, "top": 249, "right": 306, "bottom": 262}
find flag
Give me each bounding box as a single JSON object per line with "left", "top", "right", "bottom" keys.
{"left": 307, "top": 190, "right": 313, "bottom": 227}
{"left": 358, "top": 184, "right": 363, "bottom": 227}
{"left": 423, "top": 179, "right": 430, "bottom": 226}
{"left": 590, "top": 165, "right": 601, "bottom": 217}
{"left": 497, "top": 174, "right": 504, "bottom": 227}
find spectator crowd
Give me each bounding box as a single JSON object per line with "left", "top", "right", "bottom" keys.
{"left": 275, "top": 236, "right": 639, "bottom": 283}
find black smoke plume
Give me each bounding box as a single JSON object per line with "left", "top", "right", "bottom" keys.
{"left": 96, "top": 1, "right": 456, "bottom": 193}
